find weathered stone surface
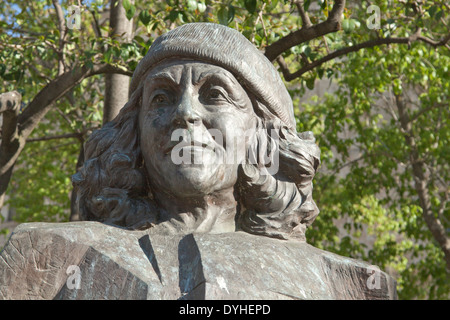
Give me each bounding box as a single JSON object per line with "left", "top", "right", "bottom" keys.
{"left": 0, "top": 221, "right": 397, "bottom": 300}
{"left": 73, "top": 23, "right": 322, "bottom": 242}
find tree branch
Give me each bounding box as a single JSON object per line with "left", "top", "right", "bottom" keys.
{"left": 18, "top": 66, "right": 89, "bottom": 138}
{"left": 264, "top": 0, "right": 346, "bottom": 61}
{"left": 276, "top": 55, "right": 292, "bottom": 80}
{"left": 294, "top": 0, "right": 312, "bottom": 28}
{"left": 417, "top": 33, "right": 450, "bottom": 48}
{"left": 90, "top": 9, "right": 103, "bottom": 38}
{"left": 0, "top": 91, "right": 21, "bottom": 114}
{"left": 26, "top": 125, "right": 99, "bottom": 143}
{"left": 395, "top": 92, "right": 450, "bottom": 271}
{"left": 409, "top": 103, "right": 449, "bottom": 123}
{"left": 251, "top": 2, "right": 267, "bottom": 44}
{"left": 258, "top": 4, "right": 269, "bottom": 48}
{"left": 0, "top": 91, "right": 22, "bottom": 146}
{"left": 0, "top": 62, "right": 130, "bottom": 209}
{"left": 26, "top": 132, "right": 83, "bottom": 143}
{"left": 0, "top": 91, "right": 23, "bottom": 209}
{"left": 52, "top": 0, "right": 67, "bottom": 76}
{"left": 277, "top": 31, "right": 450, "bottom": 81}
{"left": 90, "top": 63, "right": 133, "bottom": 77}
{"left": 17, "top": 63, "right": 131, "bottom": 139}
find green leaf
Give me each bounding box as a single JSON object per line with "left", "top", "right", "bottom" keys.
{"left": 218, "top": 4, "right": 235, "bottom": 25}
{"left": 342, "top": 19, "right": 355, "bottom": 33}
{"left": 318, "top": 0, "right": 326, "bottom": 9}
{"left": 227, "top": 4, "right": 235, "bottom": 24}
{"left": 187, "top": 0, "right": 197, "bottom": 11}
{"left": 179, "top": 11, "right": 186, "bottom": 23}
{"left": 318, "top": 68, "right": 324, "bottom": 79}
{"left": 326, "top": 68, "right": 334, "bottom": 78}
{"left": 122, "top": 0, "right": 131, "bottom": 11}
{"left": 104, "top": 48, "right": 112, "bottom": 63}
{"left": 304, "top": 45, "right": 312, "bottom": 57}
{"left": 197, "top": 1, "right": 206, "bottom": 13}
{"left": 139, "top": 10, "right": 151, "bottom": 26}
{"left": 244, "top": 0, "right": 257, "bottom": 14}
{"left": 428, "top": 5, "right": 437, "bottom": 18}
{"left": 217, "top": 6, "right": 228, "bottom": 25}
{"left": 126, "top": 5, "right": 136, "bottom": 20}
{"left": 85, "top": 60, "right": 94, "bottom": 69}
{"left": 266, "top": 0, "right": 278, "bottom": 10}
{"left": 133, "top": 35, "right": 145, "bottom": 46}
{"left": 306, "top": 77, "right": 315, "bottom": 90}
{"left": 304, "top": 0, "right": 311, "bottom": 11}
{"left": 167, "top": 10, "right": 179, "bottom": 22}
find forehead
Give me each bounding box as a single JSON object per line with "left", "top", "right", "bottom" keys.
{"left": 143, "top": 59, "right": 240, "bottom": 86}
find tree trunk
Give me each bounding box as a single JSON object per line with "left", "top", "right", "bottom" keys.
{"left": 395, "top": 93, "right": 450, "bottom": 270}
{"left": 103, "top": 0, "right": 133, "bottom": 123}
{"left": 0, "top": 91, "right": 23, "bottom": 209}
{"left": 69, "top": 0, "right": 133, "bottom": 221}
{"left": 0, "top": 141, "right": 25, "bottom": 210}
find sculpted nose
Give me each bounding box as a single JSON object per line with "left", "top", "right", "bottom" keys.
{"left": 172, "top": 91, "right": 201, "bottom": 127}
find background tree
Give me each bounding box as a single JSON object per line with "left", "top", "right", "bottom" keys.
{"left": 302, "top": 39, "right": 449, "bottom": 299}
{"left": 0, "top": 0, "right": 135, "bottom": 211}
{"left": 0, "top": 0, "right": 448, "bottom": 299}
{"left": 104, "top": 0, "right": 133, "bottom": 123}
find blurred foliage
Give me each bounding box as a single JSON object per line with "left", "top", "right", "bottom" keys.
{"left": 0, "top": 0, "right": 448, "bottom": 299}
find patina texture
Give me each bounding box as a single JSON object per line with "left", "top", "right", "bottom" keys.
{"left": 72, "top": 23, "right": 321, "bottom": 241}
{"left": 0, "top": 222, "right": 397, "bottom": 300}
{"left": 0, "top": 23, "right": 397, "bottom": 300}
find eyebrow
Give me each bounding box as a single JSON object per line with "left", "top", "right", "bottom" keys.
{"left": 195, "top": 70, "right": 238, "bottom": 87}
{"left": 145, "top": 72, "right": 178, "bottom": 87}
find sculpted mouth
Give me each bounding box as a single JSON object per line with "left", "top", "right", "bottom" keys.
{"left": 164, "top": 141, "right": 213, "bottom": 155}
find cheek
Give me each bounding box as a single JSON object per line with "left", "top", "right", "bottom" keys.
{"left": 139, "top": 112, "right": 156, "bottom": 147}
{"left": 209, "top": 110, "right": 254, "bottom": 134}
{"left": 141, "top": 93, "right": 174, "bottom": 128}
{"left": 140, "top": 105, "right": 173, "bottom": 135}
{"left": 209, "top": 111, "right": 256, "bottom": 161}
{"left": 139, "top": 112, "right": 169, "bottom": 159}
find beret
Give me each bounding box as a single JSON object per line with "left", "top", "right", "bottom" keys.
{"left": 130, "top": 23, "right": 296, "bottom": 129}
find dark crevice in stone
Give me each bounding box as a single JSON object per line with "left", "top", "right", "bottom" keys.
{"left": 138, "top": 234, "right": 163, "bottom": 284}
{"left": 178, "top": 234, "right": 205, "bottom": 299}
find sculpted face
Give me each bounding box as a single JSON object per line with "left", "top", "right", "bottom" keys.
{"left": 74, "top": 24, "right": 321, "bottom": 239}
{"left": 139, "top": 60, "right": 257, "bottom": 198}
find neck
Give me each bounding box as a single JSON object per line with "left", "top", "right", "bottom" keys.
{"left": 152, "top": 187, "right": 238, "bottom": 234}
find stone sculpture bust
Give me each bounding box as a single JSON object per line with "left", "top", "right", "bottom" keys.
{"left": 0, "top": 23, "right": 397, "bottom": 300}
{"left": 72, "top": 22, "right": 321, "bottom": 242}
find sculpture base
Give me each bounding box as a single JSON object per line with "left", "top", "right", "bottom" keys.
{"left": 0, "top": 221, "right": 396, "bottom": 300}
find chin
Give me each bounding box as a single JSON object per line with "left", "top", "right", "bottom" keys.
{"left": 175, "top": 165, "right": 221, "bottom": 193}
{"left": 169, "top": 165, "right": 236, "bottom": 197}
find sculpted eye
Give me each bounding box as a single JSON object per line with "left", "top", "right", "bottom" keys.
{"left": 154, "top": 95, "right": 167, "bottom": 103}
{"left": 151, "top": 91, "right": 171, "bottom": 106}
{"left": 209, "top": 88, "right": 223, "bottom": 99}
{"left": 204, "top": 86, "right": 229, "bottom": 103}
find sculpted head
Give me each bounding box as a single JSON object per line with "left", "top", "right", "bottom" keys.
{"left": 140, "top": 59, "right": 256, "bottom": 198}
{"left": 72, "top": 23, "right": 321, "bottom": 241}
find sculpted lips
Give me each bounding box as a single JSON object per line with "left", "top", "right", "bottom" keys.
{"left": 164, "top": 140, "right": 216, "bottom": 155}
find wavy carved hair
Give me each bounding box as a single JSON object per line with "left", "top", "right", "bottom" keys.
{"left": 72, "top": 80, "right": 321, "bottom": 241}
